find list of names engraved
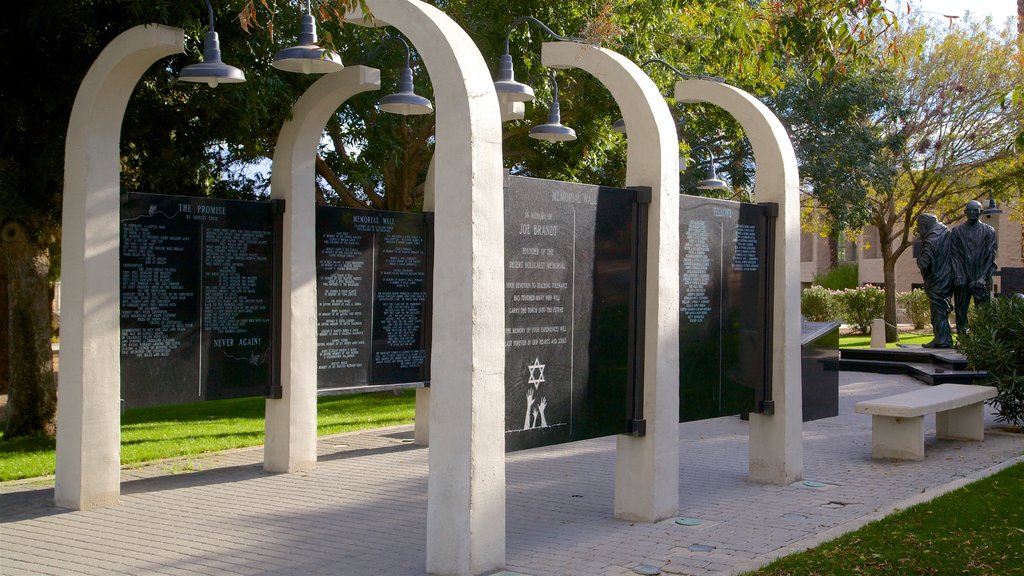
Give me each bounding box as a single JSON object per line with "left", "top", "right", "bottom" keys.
{"left": 681, "top": 220, "right": 712, "bottom": 323}
{"left": 733, "top": 224, "right": 759, "bottom": 272}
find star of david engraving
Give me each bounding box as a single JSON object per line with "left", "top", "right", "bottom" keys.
{"left": 527, "top": 357, "right": 545, "bottom": 388}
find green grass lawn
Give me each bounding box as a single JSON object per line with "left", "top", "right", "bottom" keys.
{"left": 746, "top": 461, "right": 1024, "bottom": 575}
{"left": 0, "top": 389, "right": 416, "bottom": 482}
{"left": 839, "top": 332, "right": 935, "bottom": 348}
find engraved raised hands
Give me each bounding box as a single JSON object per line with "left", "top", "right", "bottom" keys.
{"left": 537, "top": 397, "right": 548, "bottom": 428}
{"left": 523, "top": 388, "right": 535, "bottom": 429}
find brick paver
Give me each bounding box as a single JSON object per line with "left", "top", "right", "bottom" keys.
{"left": 2, "top": 372, "right": 1022, "bottom": 575}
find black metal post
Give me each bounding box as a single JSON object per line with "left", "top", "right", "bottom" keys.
{"left": 267, "top": 198, "right": 286, "bottom": 399}
{"left": 758, "top": 202, "right": 778, "bottom": 414}
{"left": 626, "top": 186, "right": 652, "bottom": 435}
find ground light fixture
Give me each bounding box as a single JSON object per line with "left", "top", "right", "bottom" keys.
{"left": 688, "top": 145, "right": 730, "bottom": 193}
{"left": 529, "top": 71, "right": 576, "bottom": 142}
{"left": 493, "top": 16, "right": 585, "bottom": 104}
{"left": 179, "top": 0, "right": 246, "bottom": 87}
{"left": 272, "top": 0, "right": 343, "bottom": 74}
{"left": 612, "top": 59, "right": 723, "bottom": 134}
{"left": 375, "top": 35, "right": 433, "bottom": 116}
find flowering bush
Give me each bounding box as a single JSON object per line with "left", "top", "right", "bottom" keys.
{"left": 897, "top": 289, "right": 931, "bottom": 330}
{"left": 836, "top": 286, "right": 885, "bottom": 334}
{"left": 801, "top": 285, "right": 838, "bottom": 322}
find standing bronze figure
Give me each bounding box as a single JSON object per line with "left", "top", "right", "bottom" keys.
{"left": 916, "top": 214, "right": 953, "bottom": 348}
{"left": 950, "top": 200, "right": 998, "bottom": 339}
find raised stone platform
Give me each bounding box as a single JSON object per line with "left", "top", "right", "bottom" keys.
{"left": 839, "top": 346, "right": 987, "bottom": 385}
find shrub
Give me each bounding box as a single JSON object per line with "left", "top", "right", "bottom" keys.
{"left": 813, "top": 263, "right": 859, "bottom": 290}
{"left": 958, "top": 296, "right": 1024, "bottom": 429}
{"left": 801, "top": 285, "right": 837, "bottom": 322}
{"left": 897, "top": 289, "right": 931, "bottom": 330}
{"left": 836, "top": 286, "right": 885, "bottom": 334}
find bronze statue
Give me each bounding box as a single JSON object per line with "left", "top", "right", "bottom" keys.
{"left": 950, "top": 200, "right": 998, "bottom": 339}
{"left": 916, "top": 214, "right": 953, "bottom": 348}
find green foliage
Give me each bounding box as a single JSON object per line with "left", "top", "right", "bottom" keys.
{"left": 836, "top": 286, "right": 885, "bottom": 334}
{"left": 896, "top": 289, "right": 930, "bottom": 330}
{"left": 800, "top": 285, "right": 838, "bottom": 322}
{"left": 775, "top": 67, "right": 902, "bottom": 237}
{"left": 958, "top": 296, "right": 1024, "bottom": 428}
{"left": 0, "top": 390, "right": 416, "bottom": 481}
{"left": 749, "top": 463, "right": 1024, "bottom": 576}
{"left": 812, "top": 262, "right": 859, "bottom": 290}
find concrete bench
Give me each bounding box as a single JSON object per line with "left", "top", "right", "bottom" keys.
{"left": 854, "top": 383, "right": 997, "bottom": 460}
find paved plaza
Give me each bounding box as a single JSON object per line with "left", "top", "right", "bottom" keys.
{"left": 2, "top": 371, "right": 1022, "bottom": 576}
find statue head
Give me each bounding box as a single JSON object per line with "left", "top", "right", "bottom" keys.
{"left": 916, "top": 213, "right": 937, "bottom": 236}
{"left": 965, "top": 200, "right": 982, "bottom": 223}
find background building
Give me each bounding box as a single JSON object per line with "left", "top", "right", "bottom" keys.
{"left": 801, "top": 205, "right": 1024, "bottom": 295}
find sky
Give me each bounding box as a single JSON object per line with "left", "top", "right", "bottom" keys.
{"left": 887, "top": 0, "right": 1020, "bottom": 27}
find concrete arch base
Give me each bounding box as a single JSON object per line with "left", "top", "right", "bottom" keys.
{"left": 334, "top": 2, "right": 507, "bottom": 574}
{"left": 265, "top": 66, "right": 382, "bottom": 473}
{"left": 675, "top": 79, "right": 803, "bottom": 485}
{"left": 541, "top": 41, "right": 681, "bottom": 523}
{"left": 56, "top": 24, "right": 186, "bottom": 511}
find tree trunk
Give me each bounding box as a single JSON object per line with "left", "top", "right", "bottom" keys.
{"left": 827, "top": 234, "right": 838, "bottom": 269}
{"left": 0, "top": 252, "right": 8, "bottom": 395}
{"left": 881, "top": 252, "right": 899, "bottom": 343}
{"left": 1, "top": 222, "right": 56, "bottom": 438}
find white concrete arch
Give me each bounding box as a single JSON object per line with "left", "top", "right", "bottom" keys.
{"left": 675, "top": 79, "right": 803, "bottom": 484}
{"left": 344, "top": 3, "right": 508, "bottom": 574}
{"left": 540, "top": 41, "right": 681, "bottom": 523}
{"left": 56, "top": 24, "right": 186, "bottom": 511}
{"left": 264, "top": 66, "right": 381, "bottom": 473}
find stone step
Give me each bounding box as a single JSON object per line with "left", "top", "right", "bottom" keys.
{"left": 840, "top": 346, "right": 970, "bottom": 370}
{"left": 838, "top": 357, "right": 987, "bottom": 386}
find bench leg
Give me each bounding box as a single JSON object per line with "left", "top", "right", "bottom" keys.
{"left": 936, "top": 402, "right": 985, "bottom": 441}
{"left": 871, "top": 415, "right": 924, "bottom": 460}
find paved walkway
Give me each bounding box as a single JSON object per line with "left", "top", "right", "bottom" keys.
{"left": 2, "top": 372, "right": 1022, "bottom": 576}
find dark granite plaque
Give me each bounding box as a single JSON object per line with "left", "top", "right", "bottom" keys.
{"left": 120, "top": 193, "right": 274, "bottom": 407}
{"left": 679, "top": 196, "right": 770, "bottom": 421}
{"left": 801, "top": 321, "right": 840, "bottom": 421}
{"left": 316, "top": 206, "right": 430, "bottom": 389}
{"left": 504, "top": 175, "right": 635, "bottom": 452}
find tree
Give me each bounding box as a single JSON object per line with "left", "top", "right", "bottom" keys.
{"left": 1, "top": 0, "right": 305, "bottom": 437}
{"left": 773, "top": 66, "right": 903, "bottom": 267}
{"left": 863, "top": 16, "right": 1023, "bottom": 342}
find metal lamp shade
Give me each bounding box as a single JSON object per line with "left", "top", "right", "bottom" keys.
{"left": 494, "top": 54, "right": 535, "bottom": 103}
{"left": 272, "top": 12, "right": 343, "bottom": 74}
{"left": 179, "top": 31, "right": 246, "bottom": 87}
{"left": 379, "top": 91, "right": 434, "bottom": 116}
{"left": 273, "top": 45, "right": 343, "bottom": 74}
{"left": 378, "top": 67, "right": 433, "bottom": 115}
{"left": 696, "top": 164, "right": 729, "bottom": 191}
{"left": 529, "top": 102, "right": 576, "bottom": 142}
{"left": 611, "top": 117, "right": 626, "bottom": 134}
{"left": 529, "top": 123, "right": 577, "bottom": 141}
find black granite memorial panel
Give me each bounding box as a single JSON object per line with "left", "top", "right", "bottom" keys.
{"left": 120, "top": 193, "right": 274, "bottom": 407}
{"left": 679, "top": 196, "right": 770, "bottom": 421}
{"left": 801, "top": 321, "right": 840, "bottom": 421}
{"left": 504, "top": 176, "right": 635, "bottom": 452}
{"left": 316, "top": 206, "right": 430, "bottom": 390}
